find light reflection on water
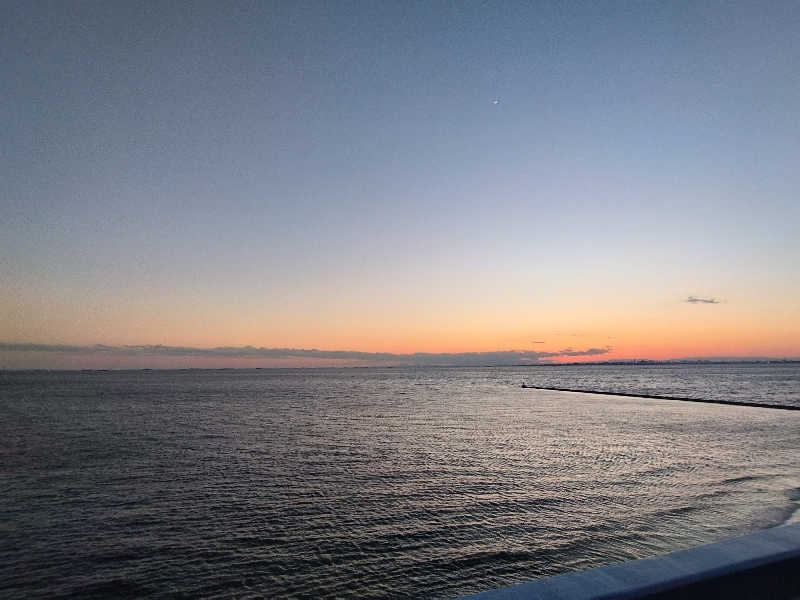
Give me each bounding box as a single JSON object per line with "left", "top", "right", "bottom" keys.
{"left": 1, "top": 365, "right": 799, "bottom": 598}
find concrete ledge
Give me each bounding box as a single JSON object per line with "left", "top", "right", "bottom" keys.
{"left": 460, "top": 525, "right": 800, "bottom": 600}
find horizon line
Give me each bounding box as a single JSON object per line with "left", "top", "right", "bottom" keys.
{"left": 1, "top": 342, "right": 798, "bottom": 370}
{"left": 2, "top": 358, "right": 799, "bottom": 373}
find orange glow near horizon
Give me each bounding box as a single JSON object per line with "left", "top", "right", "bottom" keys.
{"left": 2, "top": 278, "right": 799, "bottom": 368}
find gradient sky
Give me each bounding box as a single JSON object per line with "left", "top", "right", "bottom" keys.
{"left": 2, "top": 1, "right": 799, "bottom": 368}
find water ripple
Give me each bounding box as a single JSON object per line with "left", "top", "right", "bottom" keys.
{"left": 1, "top": 366, "right": 799, "bottom": 598}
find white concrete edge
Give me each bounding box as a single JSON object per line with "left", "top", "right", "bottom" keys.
{"left": 459, "top": 524, "right": 800, "bottom": 600}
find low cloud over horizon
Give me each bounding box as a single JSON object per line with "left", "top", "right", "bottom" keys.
{"left": 0, "top": 342, "right": 612, "bottom": 368}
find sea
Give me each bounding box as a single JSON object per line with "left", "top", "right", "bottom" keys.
{"left": 1, "top": 363, "right": 799, "bottom": 599}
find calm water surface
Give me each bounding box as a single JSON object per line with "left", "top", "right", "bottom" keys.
{"left": 1, "top": 365, "right": 799, "bottom": 598}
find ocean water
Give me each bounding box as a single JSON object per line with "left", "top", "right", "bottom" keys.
{"left": 1, "top": 364, "right": 799, "bottom": 599}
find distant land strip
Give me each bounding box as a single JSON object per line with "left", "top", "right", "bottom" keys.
{"left": 521, "top": 385, "right": 800, "bottom": 411}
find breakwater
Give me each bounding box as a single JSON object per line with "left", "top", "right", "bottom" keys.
{"left": 521, "top": 385, "right": 800, "bottom": 410}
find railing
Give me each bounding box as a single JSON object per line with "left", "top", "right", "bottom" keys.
{"left": 460, "top": 524, "right": 800, "bottom": 599}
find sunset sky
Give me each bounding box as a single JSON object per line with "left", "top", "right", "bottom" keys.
{"left": 2, "top": 2, "right": 799, "bottom": 369}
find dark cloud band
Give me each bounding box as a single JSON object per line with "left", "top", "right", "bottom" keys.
{"left": 0, "top": 343, "right": 612, "bottom": 366}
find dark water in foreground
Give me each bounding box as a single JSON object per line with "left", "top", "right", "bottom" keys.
{"left": 1, "top": 365, "right": 799, "bottom": 599}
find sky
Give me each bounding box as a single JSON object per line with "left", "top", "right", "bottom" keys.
{"left": 2, "top": 1, "right": 799, "bottom": 369}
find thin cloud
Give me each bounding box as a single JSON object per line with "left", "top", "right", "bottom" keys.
{"left": 0, "top": 343, "right": 612, "bottom": 366}
{"left": 558, "top": 347, "right": 612, "bottom": 357}
{"left": 686, "top": 296, "right": 720, "bottom": 304}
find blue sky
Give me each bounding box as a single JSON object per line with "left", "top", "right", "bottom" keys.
{"left": 2, "top": 1, "right": 799, "bottom": 367}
